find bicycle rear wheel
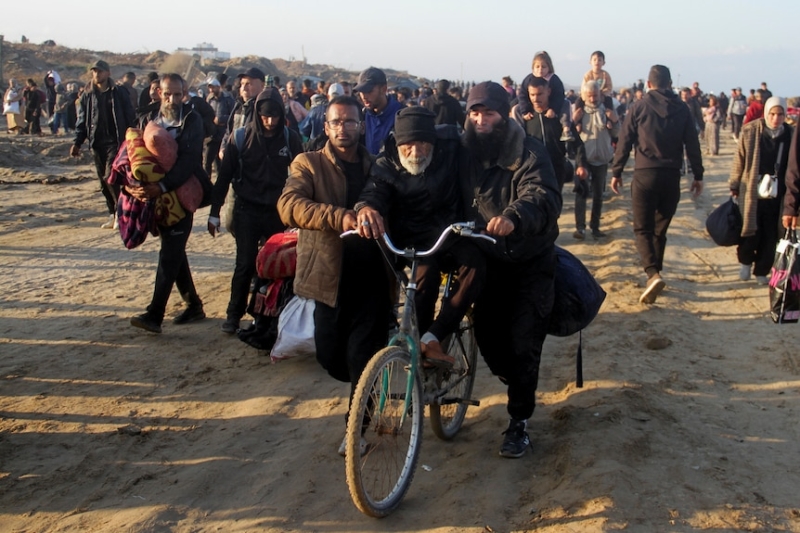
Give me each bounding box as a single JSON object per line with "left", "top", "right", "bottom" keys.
{"left": 345, "top": 346, "right": 423, "bottom": 518}
{"left": 429, "top": 317, "right": 478, "bottom": 440}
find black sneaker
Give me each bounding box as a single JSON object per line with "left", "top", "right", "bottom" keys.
{"left": 172, "top": 305, "right": 206, "bottom": 325}
{"left": 130, "top": 313, "right": 162, "bottom": 334}
{"left": 499, "top": 419, "right": 530, "bottom": 458}
{"left": 221, "top": 317, "right": 239, "bottom": 334}
{"left": 591, "top": 229, "right": 607, "bottom": 240}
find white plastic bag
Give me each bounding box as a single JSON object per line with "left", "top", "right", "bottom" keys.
{"left": 270, "top": 295, "right": 316, "bottom": 362}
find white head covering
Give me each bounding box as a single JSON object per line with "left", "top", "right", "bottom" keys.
{"left": 763, "top": 96, "right": 787, "bottom": 138}
{"left": 764, "top": 96, "right": 786, "bottom": 118}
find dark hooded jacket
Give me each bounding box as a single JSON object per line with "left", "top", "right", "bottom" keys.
{"left": 459, "top": 119, "right": 562, "bottom": 263}
{"left": 210, "top": 87, "right": 303, "bottom": 217}
{"left": 355, "top": 125, "right": 462, "bottom": 248}
{"left": 611, "top": 88, "right": 704, "bottom": 179}
{"left": 423, "top": 92, "right": 465, "bottom": 128}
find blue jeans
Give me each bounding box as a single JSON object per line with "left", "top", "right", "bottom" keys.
{"left": 51, "top": 111, "right": 69, "bottom": 134}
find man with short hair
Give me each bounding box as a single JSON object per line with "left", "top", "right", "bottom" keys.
{"left": 118, "top": 71, "right": 138, "bottom": 110}
{"left": 355, "top": 67, "right": 404, "bottom": 154}
{"left": 680, "top": 87, "right": 704, "bottom": 137}
{"left": 126, "top": 73, "right": 208, "bottom": 333}
{"left": 70, "top": 60, "right": 135, "bottom": 228}
{"left": 424, "top": 79, "right": 465, "bottom": 127}
{"left": 226, "top": 68, "right": 266, "bottom": 137}
{"left": 513, "top": 76, "right": 585, "bottom": 191}
{"left": 610, "top": 65, "right": 704, "bottom": 304}
{"left": 210, "top": 88, "right": 303, "bottom": 334}
{"left": 355, "top": 106, "right": 484, "bottom": 367}
{"left": 286, "top": 79, "right": 308, "bottom": 108}
{"left": 277, "top": 95, "right": 392, "bottom": 454}
{"left": 460, "top": 81, "right": 562, "bottom": 458}
{"left": 205, "top": 78, "right": 235, "bottom": 180}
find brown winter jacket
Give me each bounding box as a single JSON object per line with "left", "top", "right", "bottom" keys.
{"left": 729, "top": 119, "right": 793, "bottom": 237}
{"left": 277, "top": 141, "right": 376, "bottom": 308}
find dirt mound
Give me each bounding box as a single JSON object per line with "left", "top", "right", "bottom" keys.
{"left": 1, "top": 39, "right": 426, "bottom": 92}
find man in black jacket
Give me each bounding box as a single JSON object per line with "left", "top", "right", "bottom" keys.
{"left": 611, "top": 65, "right": 703, "bottom": 304}
{"left": 424, "top": 79, "right": 465, "bottom": 127}
{"left": 70, "top": 60, "right": 135, "bottom": 228}
{"left": 459, "top": 81, "right": 562, "bottom": 459}
{"left": 208, "top": 87, "right": 303, "bottom": 334}
{"left": 513, "top": 76, "right": 585, "bottom": 192}
{"left": 126, "top": 73, "right": 208, "bottom": 333}
{"left": 355, "top": 106, "right": 485, "bottom": 367}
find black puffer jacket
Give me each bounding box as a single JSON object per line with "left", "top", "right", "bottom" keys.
{"left": 459, "top": 120, "right": 562, "bottom": 263}
{"left": 211, "top": 87, "right": 303, "bottom": 216}
{"left": 356, "top": 125, "right": 462, "bottom": 248}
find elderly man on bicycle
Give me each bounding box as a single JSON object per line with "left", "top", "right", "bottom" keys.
{"left": 459, "top": 81, "right": 562, "bottom": 458}
{"left": 354, "top": 106, "right": 486, "bottom": 369}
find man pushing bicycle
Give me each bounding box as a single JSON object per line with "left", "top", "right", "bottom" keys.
{"left": 459, "top": 82, "right": 563, "bottom": 458}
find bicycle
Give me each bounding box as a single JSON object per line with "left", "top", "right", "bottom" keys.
{"left": 340, "top": 222, "right": 495, "bottom": 517}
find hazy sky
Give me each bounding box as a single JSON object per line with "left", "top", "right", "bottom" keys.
{"left": 4, "top": 0, "right": 799, "bottom": 96}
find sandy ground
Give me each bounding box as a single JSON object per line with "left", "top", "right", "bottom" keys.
{"left": 1, "top": 124, "right": 799, "bottom": 533}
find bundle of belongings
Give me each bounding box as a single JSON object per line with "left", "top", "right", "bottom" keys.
{"left": 109, "top": 123, "right": 205, "bottom": 249}
{"left": 238, "top": 231, "right": 299, "bottom": 350}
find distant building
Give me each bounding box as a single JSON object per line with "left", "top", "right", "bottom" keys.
{"left": 175, "top": 42, "right": 230, "bottom": 61}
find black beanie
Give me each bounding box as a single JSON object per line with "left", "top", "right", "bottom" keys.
{"left": 467, "top": 81, "right": 510, "bottom": 118}
{"left": 394, "top": 106, "right": 437, "bottom": 146}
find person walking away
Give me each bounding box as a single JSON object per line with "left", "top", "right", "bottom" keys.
{"left": 610, "top": 65, "right": 704, "bottom": 304}
{"left": 729, "top": 97, "right": 793, "bottom": 285}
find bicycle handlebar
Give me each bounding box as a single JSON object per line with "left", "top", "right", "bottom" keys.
{"left": 341, "top": 222, "right": 496, "bottom": 258}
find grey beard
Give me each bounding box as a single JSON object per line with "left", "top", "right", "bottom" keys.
{"left": 161, "top": 103, "right": 180, "bottom": 122}
{"left": 398, "top": 151, "right": 432, "bottom": 175}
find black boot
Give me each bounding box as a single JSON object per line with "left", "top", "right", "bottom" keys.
{"left": 173, "top": 293, "right": 205, "bottom": 325}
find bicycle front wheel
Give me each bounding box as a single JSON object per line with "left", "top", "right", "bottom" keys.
{"left": 345, "top": 346, "right": 423, "bottom": 518}
{"left": 429, "top": 317, "right": 478, "bottom": 440}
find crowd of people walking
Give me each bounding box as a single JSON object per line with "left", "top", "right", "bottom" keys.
{"left": 5, "top": 50, "right": 798, "bottom": 459}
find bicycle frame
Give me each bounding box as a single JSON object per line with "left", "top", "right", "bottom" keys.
{"left": 342, "top": 223, "right": 495, "bottom": 425}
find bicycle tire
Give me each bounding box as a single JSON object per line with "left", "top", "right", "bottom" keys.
{"left": 429, "top": 317, "right": 478, "bottom": 440}
{"left": 345, "top": 346, "right": 423, "bottom": 518}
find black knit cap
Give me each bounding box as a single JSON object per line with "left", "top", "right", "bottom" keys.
{"left": 394, "top": 106, "right": 437, "bottom": 146}
{"left": 467, "top": 81, "right": 510, "bottom": 118}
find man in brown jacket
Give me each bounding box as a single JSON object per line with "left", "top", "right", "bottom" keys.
{"left": 277, "top": 95, "right": 392, "bottom": 455}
